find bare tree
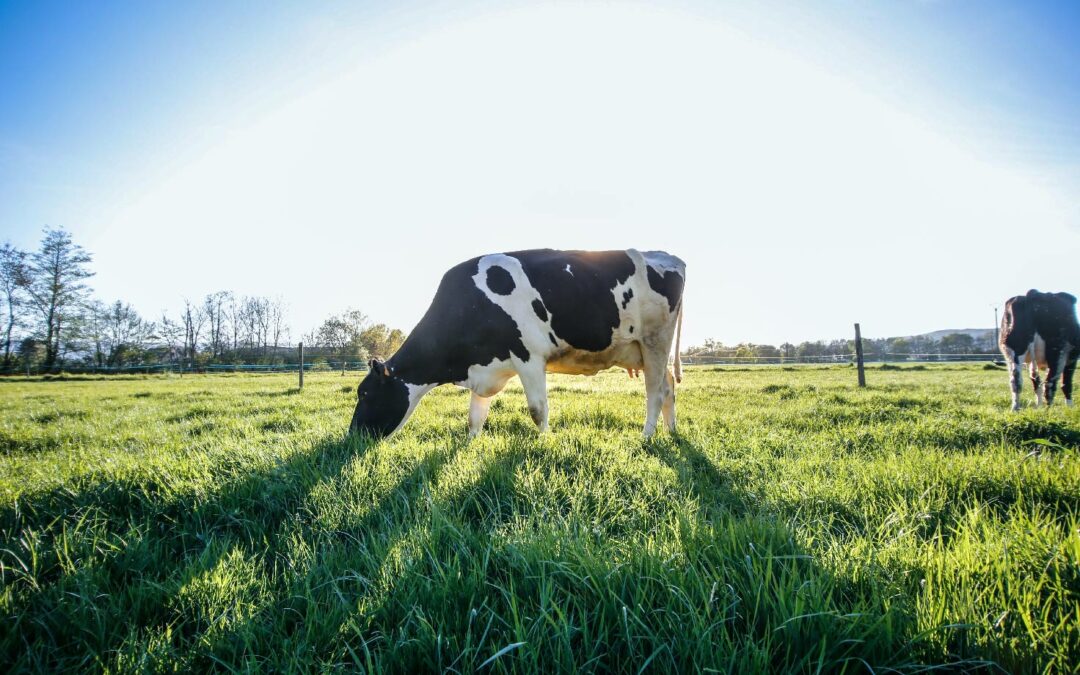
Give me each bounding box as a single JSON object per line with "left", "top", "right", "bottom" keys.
{"left": 25, "top": 228, "right": 94, "bottom": 369}
{"left": 202, "top": 291, "right": 232, "bottom": 359}
{"left": 158, "top": 313, "right": 185, "bottom": 364}
{"left": 83, "top": 299, "right": 109, "bottom": 367}
{"left": 180, "top": 299, "right": 206, "bottom": 368}
{"left": 226, "top": 293, "right": 241, "bottom": 353}
{"left": 0, "top": 243, "right": 30, "bottom": 367}
{"left": 269, "top": 297, "right": 288, "bottom": 357}
{"left": 101, "top": 300, "right": 153, "bottom": 367}
{"left": 253, "top": 296, "right": 270, "bottom": 354}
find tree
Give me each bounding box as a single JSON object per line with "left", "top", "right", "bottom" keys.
{"left": 101, "top": 300, "right": 153, "bottom": 367}
{"left": 358, "top": 323, "right": 406, "bottom": 361}
{"left": 779, "top": 342, "right": 796, "bottom": 360}
{"left": 269, "top": 297, "right": 288, "bottom": 359}
{"left": 315, "top": 309, "right": 369, "bottom": 375}
{"left": 83, "top": 299, "right": 110, "bottom": 368}
{"left": 24, "top": 228, "right": 94, "bottom": 369}
{"left": 180, "top": 299, "right": 206, "bottom": 368}
{"left": 158, "top": 313, "right": 185, "bottom": 364}
{"left": 202, "top": 291, "right": 231, "bottom": 359}
{"left": 940, "top": 333, "right": 975, "bottom": 355}
{"left": 16, "top": 337, "right": 45, "bottom": 372}
{"left": 753, "top": 344, "right": 780, "bottom": 359}
{"left": 0, "top": 243, "right": 30, "bottom": 367}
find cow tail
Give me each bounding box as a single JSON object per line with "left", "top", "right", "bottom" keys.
{"left": 674, "top": 299, "right": 683, "bottom": 384}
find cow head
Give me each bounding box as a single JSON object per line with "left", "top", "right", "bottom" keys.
{"left": 349, "top": 359, "right": 409, "bottom": 438}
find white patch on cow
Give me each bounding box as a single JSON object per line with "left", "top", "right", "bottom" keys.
{"left": 1022, "top": 334, "right": 1048, "bottom": 406}
{"left": 564, "top": 264, "right": 573, "bottom": 276}
{"left": 1033, "top": 334, "right": 1046, "bottom": 367}
{"left": 468, "top": 392, "right": 493, "bottom": 437}
{"left": 392, "top": 382, "right": 437, "bottom": 435}
{"left": 455, "top": 356, "right": 516, "bottom": 398}
{"left": 641, "top": 250, "right": 684, "bottom": 275}
{"left": 472, "top": 255, "right": 555, "bottom": 362}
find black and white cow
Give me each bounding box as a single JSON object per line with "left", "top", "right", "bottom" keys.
{"left": 999, "top": 289, "right": 1078, "bottom": 410}
{"left": 349, "top": 249, "right": 685, "bottom": 438}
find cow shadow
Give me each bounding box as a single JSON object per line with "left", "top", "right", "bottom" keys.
{"left": 641, "top": 432, "right": 750, "bottom": 520}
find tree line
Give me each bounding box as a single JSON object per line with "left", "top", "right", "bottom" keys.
{"left": 1, "top": 229, "right": 406, "bottom": 373}
{"left": 684, "top": 331, "right": 998, "bottom": 362}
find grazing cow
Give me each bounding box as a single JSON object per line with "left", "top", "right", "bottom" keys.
{"left": 349, "top": 249, "right": 685, "bottom": 438}
{"left": 999, "top": 289, "right": 1078, "bottom": 410}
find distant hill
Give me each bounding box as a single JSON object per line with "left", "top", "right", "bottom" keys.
{"left": 914, "top": 328, "right": 995, "bottom": 342}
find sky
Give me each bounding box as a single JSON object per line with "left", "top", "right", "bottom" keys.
{"left": 2, "top": 0, "right": 1078, "bottom": 346}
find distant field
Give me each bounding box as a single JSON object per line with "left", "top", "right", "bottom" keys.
{"left": 1, "top": 366, "right": 1078, "bottom": 673}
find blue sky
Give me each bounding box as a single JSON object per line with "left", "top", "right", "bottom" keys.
{"left": 2, "top": 1, "right": 1078, "bottom": 345}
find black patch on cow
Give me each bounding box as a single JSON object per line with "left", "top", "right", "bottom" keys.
{"left": 629, "top": 326, "right": 634, "bottom": 334}
{"left": 486, "top": 266, "right": 515, "bottom": 295}
{"left": 349, "top": 373, "right": 409, "bottom": 438}
{"left": 621, "top": 288, "right": 633, "bottom": 309}
{"left": 388, "top": 258, "right": 530, "bottom": 387}
{"left": 647, "top": 266, "right": 685, "bottom": 313}
{"left": 532, "top": 299, "right": 548, "bottom": 322}
{"left": 549, "top": 332, "right": 558, "bottom": 346}
{"left": 510, "top": 249, "right": 635, "bottom": 352}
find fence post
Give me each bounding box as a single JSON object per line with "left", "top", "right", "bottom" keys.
{"left": 854, "top": 323, "right": 866, "bottom": 387}
{"left": 298, "top": 342, "right": 304, "bottom": 390}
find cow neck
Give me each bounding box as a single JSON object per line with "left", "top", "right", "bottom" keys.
{"left": 386, "top": 341, "right": 447, "bottom": 388}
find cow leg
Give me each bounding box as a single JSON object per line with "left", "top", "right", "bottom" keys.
{"left": 468, "top": 393, "right": 492, "bottom": 438}
{"left": 1030, "top": 360, "right": 1043, "bottom": 407}
{"left": 642, "top": 348, "right": 673, "bottom": 437}
{"left": 1043, "top": 346, "right": 1065, "bottom": 407}
{"left": 517, "top": 363, "right": 549, "bottom": 432}
{"left": 660, "top": 368, "right": 677, "bottom": 433}
{"left": 1062, "top": 353, "right": 1076, "bottom": 407}
{"left": 1007, "top": 351, "right": 1024, "bottom": 411}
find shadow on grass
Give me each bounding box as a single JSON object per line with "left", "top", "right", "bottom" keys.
{"left": 1, "top": 426, "right": 1023, "bottom": 673}
{"left": 0, "top": 431, "right": 399, "bottom": 670}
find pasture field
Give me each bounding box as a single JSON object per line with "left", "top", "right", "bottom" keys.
{"left": 1, "top": 366, "right": 1078, "bottom": 673}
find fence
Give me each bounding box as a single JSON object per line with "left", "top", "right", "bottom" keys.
{"left": 3, "top": 354, "right": 1005, "bottom": 376}
{"left": 0, "top": 341, "right": 382, "bottom": 376}
{"left": 0, "top": 360, "right": 372, "bottom": 376}
{"left": 681, "top": 353, "right": 1002, "bottom": 366}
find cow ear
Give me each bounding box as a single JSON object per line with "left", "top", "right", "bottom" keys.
{"left": 369, "top": 359, "right": 385, "bottom": 376}
{"left": 384, "top": 363, "right": 394, "bottom": 377}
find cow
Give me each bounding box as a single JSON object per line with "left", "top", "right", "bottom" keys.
{"left": 999, "top": 289, "right": 1078, "bottom": 410}
{"left": 349, "top": 249, "right": 685, "bottom": 438}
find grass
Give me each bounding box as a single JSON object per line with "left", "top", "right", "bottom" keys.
{"left": 1, "top": 365, "right": 1078, "bottom": 673}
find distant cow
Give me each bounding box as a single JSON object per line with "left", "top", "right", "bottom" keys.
{"left": 999, "top": 289, "right": 1078, "bottom": 410}
{"left": 349, "top": 249, "right": 685, "bottom": 438}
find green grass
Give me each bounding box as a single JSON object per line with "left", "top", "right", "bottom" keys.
{"left": 1, "top": 366, "right": 1078, "bottom": 673}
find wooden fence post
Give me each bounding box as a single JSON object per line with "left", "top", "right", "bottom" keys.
{"left": 854, "top": 323, "right": 866, "bottom": 387}
{"left": 298, "top": 342, "right": 304, "bottom": 390}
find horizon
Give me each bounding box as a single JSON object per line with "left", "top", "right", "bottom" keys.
{"left": 2, "top": 1, "right": 1078, "bottom": 346}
